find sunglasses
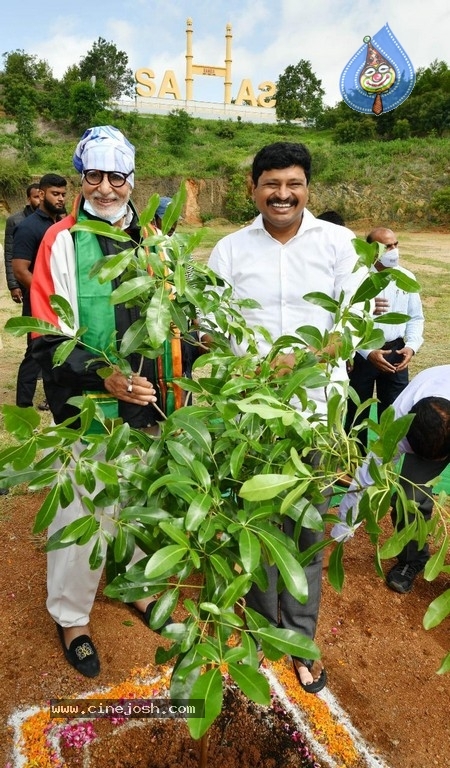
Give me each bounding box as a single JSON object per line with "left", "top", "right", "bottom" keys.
{"left": 83, "top": 170, "right": 133, "bottom": 188}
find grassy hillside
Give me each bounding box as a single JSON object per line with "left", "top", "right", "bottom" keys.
{"left": 1, "top": 114, "right": 449, "bottom": 227}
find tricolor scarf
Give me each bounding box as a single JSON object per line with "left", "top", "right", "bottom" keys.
{"left": 75, "top": 209, "right": 119, "bottom": 431}
{"left": 75, "top": 210, "right": 184, "bottom": 432}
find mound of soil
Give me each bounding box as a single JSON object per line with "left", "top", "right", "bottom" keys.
{"left": 0, "top": 489, "right": 448, "bottom": 768}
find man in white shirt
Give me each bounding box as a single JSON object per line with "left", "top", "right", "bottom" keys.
{"left": 333, "top": 365, "right": 450, "bottom": 593}
{"left": 207, "top": 141, "right": 368, "bottom": 693}
{"left": 345, "top": 227, "right": 424, "bottom": 452}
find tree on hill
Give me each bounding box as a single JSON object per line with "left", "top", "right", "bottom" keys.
{"left": 275, "top": 59, "right": 325, "bottom": 124}
{"left": 0, "top": 50, "right": 55, "bottom": 117}
{"left": 77, "top": 37, "right": 135, "bottom": 100}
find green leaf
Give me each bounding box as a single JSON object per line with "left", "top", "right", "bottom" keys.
{"left": 145, "top": 287, "right": 172, "bottom": 348}
{"left": 110, "top": 274, "right": 155, "bottom": 304}
{"left": 89, "top": 538, "right": 104, "bottom": 570}
{"left": 71, "top": 219, "right": 132, "bottom": 243}
{"left": 239, "top": 474, "right": 298, "bottom": 501}
{"left": 230, "top": 442, "right": 247, "bottom": 479}
{"left": 239, "top": 529, "right": 261, "bottom": 573}
{"left": 302, "top": 294, "right": 340, "bottom": 313}
{"left": 209, "top": 553, "right": 234, "bottom": 581}
{"left": 91, "top": 461, "right": 119, "bottom": 485}
{"left": 2, "top": 404, "right": 40, "bottom": 439}
{"left": 257, "top": 525, "right": 308, "bottom": 602}
{"left": 119, "top": 318, "right": 149, "bottom": 357}
{"left": 185, "top": 494, "right": 212, "bottom": 531}
{"left": 60, "top": 515, "right": 97, "bottom": 544}
{"left": 219, "top": 573, "right": 252, "bottom": 609}
{"left": 424, "top": 535, "right": 449, "bottom": 581}
{"left": 139, "top": 192, "right": 160, "bottom": 229}
{"left": 97, "top": 250, "right": 136, "bottom": 282}
{"left": 143, "top": 544, "right": 188, "bottom": 578}
{"left": 158, "top": 521, "right": 190, "bottom": 547}
{"left": 252, "top": 625, "right": 320, "bottom": 659}
{"left": 33, "top": 485, "right": 61, "bottom": 533}
{"left": 49, "top": 295, "right": 75, "bottom": 328}
{"left": 187, "top": 667, "right": 223, "bottom": 739}
{"left": 4, "top": 316, "right": 64, "bottom": 337}
{"left": 327, "top": 542, "right": 345, "bottom": 593}
{"left": 53, "top": 338, "right": 80, "bottom": 366}
{"left": 228, "top": 663, "right": 270, "bottom": 706}
{"left": 148, "top": 589, "right": 179, "bottom": 630}
{"left": 170, "top": 413, "right": 212, "bottom": 454}
{"left": 423, "top": 588, "right": 450, "bottom": 630}
{"left": 437, "top": 651, "right": 450, "bottom": 675}
{"left": 105, "top": 423, "right": 131, "bottom": 461}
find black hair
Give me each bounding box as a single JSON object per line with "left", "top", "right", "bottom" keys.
{"left": 317, "top": 210, "right": 345, "bottom": 226}
{"left": 251, "top": 142, "right": 312, "bottom": 186}
{"left": 26, "top": 183, "right": 40, "bottom": 196}
{"left": 407, "top": 397, "right": 450, "bottom": 460}
{"left": 39, "top": 173, "right": 67, "bottom": 190}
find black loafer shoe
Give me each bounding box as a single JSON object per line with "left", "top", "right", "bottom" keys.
{"left": 56, "top": 623, "right": 100, "bottom": 678}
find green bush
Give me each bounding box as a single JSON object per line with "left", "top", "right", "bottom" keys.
{"left": 224, "top": 170, "right": 258, "bottom": 223}
{"left": 392, "top": 119, "right": 411, "bottom": 140}
{"left": 430, "top": 186, "right": 450, "bottom": 215}
{"left": 0, "top": 157, "right": 30, "bottom": 196}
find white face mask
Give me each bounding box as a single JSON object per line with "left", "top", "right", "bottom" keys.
{"left": 83, "top": 199, "right": 129, "bottom": 225}
{"left": 378, "top": 247, "right": 399, "bottom": 268}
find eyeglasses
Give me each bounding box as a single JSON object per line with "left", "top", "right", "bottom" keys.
{"left": 385, "top": 241, "right": 399, "bottom": 250}
{"left": 83, "top": 170, "right": 133, "bottom": 188}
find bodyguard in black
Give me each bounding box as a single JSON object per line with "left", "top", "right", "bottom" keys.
{"left": 12, "top": 174, "right": 67, "bottom": 408}
{"left": 3, "top": 183, "right": 40, "bottom": 304}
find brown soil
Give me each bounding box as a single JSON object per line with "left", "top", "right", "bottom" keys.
{"left": 1, "top": 488, "right": 449, "bottom": 768}
{"left": 1, "top": 231, "right": 449, "bottom": 768}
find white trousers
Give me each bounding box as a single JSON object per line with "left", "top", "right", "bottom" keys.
{"left": 46, "top": 442, "right": 145, "bottom": 627}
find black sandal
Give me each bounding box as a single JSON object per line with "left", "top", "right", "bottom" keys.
{"left": 55, "top": 623, "right": 100, "bottom": 678}
{"left": 292, "top": 657, "right": 327, "bottom": 694}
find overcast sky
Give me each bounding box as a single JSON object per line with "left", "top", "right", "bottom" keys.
{"left": 1, "top": 0, "right": 448, "bottom": 107}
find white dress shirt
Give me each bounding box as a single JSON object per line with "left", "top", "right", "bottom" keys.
{"left": 208, "top": 209, "right": 370, "bottom": 413}
{"left": 357, "top": 264, "right": 424, "bottom": 359}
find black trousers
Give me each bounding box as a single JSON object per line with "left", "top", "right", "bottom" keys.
{"left": 15, "top": 294, "right": 42, "bottom": 407}
{"left": 345, "top": 339, "right": 409, "bottom": 453}
{"left": 391, "top": 452, "right": 449, "bottom": 568}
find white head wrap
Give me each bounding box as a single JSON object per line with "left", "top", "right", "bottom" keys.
{"left": 73, "top": 125, "right": 135, "bottom": 188}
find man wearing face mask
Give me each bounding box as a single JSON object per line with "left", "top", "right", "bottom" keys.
{"left": 29, "top": 126, "right": 167, "bottom": 678}
{"left": 345, "top": 227, "right": 424, "bottom": 453}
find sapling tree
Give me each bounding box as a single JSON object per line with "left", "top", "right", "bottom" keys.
{"left": 1, "top": 188, "right": 449, "bottom": 764}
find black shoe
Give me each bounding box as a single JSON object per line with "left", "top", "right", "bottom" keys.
{"left": 386, "top": 562, "right": 424, "bottom": 594}
{"left": 38, "top": 399, "right": 50, "bottom": 411}
{"left": 131, "top": 600, "right": 173, "bottom": 632}
{"left": 56, "top": 623, "right": 100, "bottom": 677}
{"left": 0, "top": 488, "right": 8, "bottom": 496}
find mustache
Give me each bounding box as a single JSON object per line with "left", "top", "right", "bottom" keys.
{"left": 90, "top": 192, "right": 120, "bottom": 202}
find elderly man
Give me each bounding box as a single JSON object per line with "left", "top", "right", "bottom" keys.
{"left": 30, "top": 126, "right": 164, "bottom": 677}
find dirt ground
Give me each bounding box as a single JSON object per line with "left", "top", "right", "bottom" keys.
{"left": 0, "top": 231, "right": 449, "bottom": 768}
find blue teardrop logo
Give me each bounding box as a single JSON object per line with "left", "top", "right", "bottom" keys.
{"left": 340, "top": 23, "right": 415, "bottom": 114}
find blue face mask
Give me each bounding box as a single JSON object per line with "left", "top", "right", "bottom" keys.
{"left": 378, "top": 247, "right": 399, "bottom": 268}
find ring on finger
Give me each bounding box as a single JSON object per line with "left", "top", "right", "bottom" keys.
{"left": 127, "top": 383, "right": 133, "bottom": 393}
